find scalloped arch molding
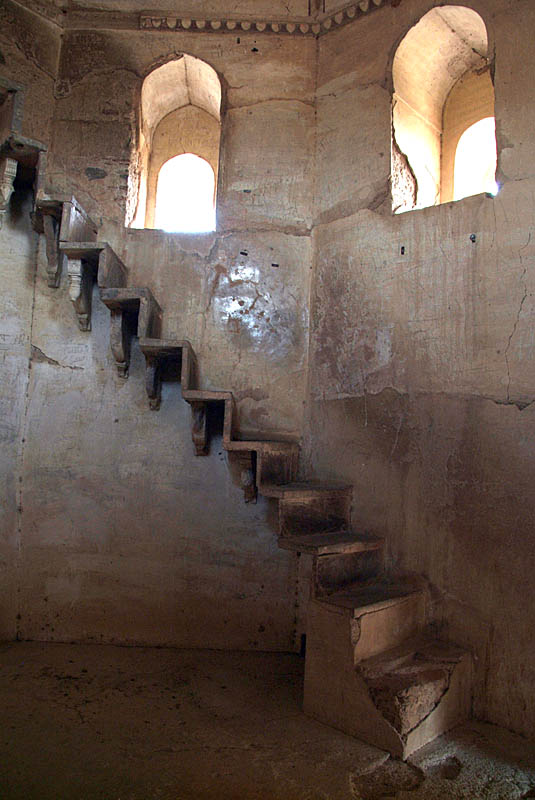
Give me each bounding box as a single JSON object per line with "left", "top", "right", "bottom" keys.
{"left": 140, "top": 0, "right": 385, "bottom": 36}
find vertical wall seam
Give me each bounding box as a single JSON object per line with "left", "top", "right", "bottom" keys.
{"left": 15, "top": 221, "right": 40, "bottom": 640}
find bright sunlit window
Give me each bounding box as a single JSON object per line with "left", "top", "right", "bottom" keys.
{"left": 454, "top": 117, "right": 498, "bottom": 201}
{"left": 154, "top": 153, "right": 216, "bottom": 233}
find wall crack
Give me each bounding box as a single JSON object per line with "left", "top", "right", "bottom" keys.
{"left": 30, "top": 344, "right": 83, "bottom": 370}
{"left": 504, "top": 233, "right": 530, "bottom": 402}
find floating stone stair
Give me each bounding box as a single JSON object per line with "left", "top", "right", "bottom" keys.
{"left": 37, "top": 205, "right": 473, "bottom": 758}
{"left": 34, "top": 196, "right": 98, "bottom": 288}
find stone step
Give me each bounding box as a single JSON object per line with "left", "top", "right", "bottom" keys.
{"left": 138, "top": 336, "right": 192, "bottom": 359}
{"left": 225, "top": 439, "right": 299, "bottom": 454}
{"left": 260, "top": 480, "right": 352, "bottom": 499}
{"left": 320, "top": 576, "right": 423, "bottom": 616}
{"left": 304, "top": 586, "right": 470, "bottom": 759}
{"left": 100, "top": 288, "right": 162, "bottom": 376}
{"left": 184, "top": 389, "right": 234, "bottom": 403}
{"left": 35, "top": 196, "right": 98, "bottom": 288}
{"left": 100, "top": 287, "right": 162, "bottom": 339}
{"left": 308, "top": 575, "right": 426, "bottom": 664}
{"left": 278, "top": 530, "right": 382, "bottom": 556}
{"left": 358, "top": 637, "right": 472, "bottom": 758}
{"left": 59, "top": 243, "right": 129, "bottom": 331}
{"left": 279, "top": 532, "right": 385, "bottom": 598}
{"left": 60, "top": 242, "right": 128, "bottom": 288}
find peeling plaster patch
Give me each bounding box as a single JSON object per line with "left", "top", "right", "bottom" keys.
{"left": 31, "top": 345, "right": 83, "bottom": 371}
{"left": 492, "top": 398, "right": 534, "bottom": 412}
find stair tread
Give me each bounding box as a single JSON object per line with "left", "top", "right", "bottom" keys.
{"left": 319, "top": 576, "right": 423, "bottom": 612}
{"left": 359, "top": 637, "right": 470, "bottom": 737}
{"left": 100, "top": 287, "right": 161, "bottom": 311}
{"left": 60, "top": 240, "right": 107, "bottom": 254}
{"left": 225, "top": 440, "right": 299, "bottom": 453}
{"left": 100, "top": 287, "right": 153, "bottom": 298}
{"left": 184, "top": 389, "right": 233, "bottom": 402}
{"left": 260, "top": 480, "right": 352, "bottom": 498}
{"left": 361, "top": 637, "right": 469, "bottom": 676}
{"left": 139, "top": 337, "right": 192, "bottom": 356}
{"left": 278, "top": 530, "right": 382, "bottom": 555}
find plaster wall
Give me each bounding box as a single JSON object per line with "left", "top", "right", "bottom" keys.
{"left": 9, "top": 24, "right": 315, "bottom": 649}
{"left": 310, "top": 0, "right": 535, "bottom": 738}
{"left": 0, "top": 3, "right": 60, "bottom": 640}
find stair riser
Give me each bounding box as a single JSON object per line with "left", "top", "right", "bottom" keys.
{"left": 313, "top": 550, "right": 384, "bottom": 597}
{"left": 402, "top": 652, "right": 472, "bottom": 758}
{"left": 353, "top": 592, "right": 426, "bottom": 662}
{"left": 257, "top": 450, "right": 298, "bottom": 487}
{"left": 304, "top": 601, "right": 403, "bottom": 755}
{"left": 279, "top": 493, "right": 351, "bottom": 537}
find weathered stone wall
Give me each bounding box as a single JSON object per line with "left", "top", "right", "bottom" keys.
{"left": 2, "top": 0, "right": 535, "bottom": 741}
{"left": 0, "top": 2, "right": 60, "bottom": 639}
{"left": 0, "top": 0, "right": 60, "bottom": 142}
{"left": 309, "top": 0, "right": 535, "bottom": 738}
{"left": 14, "top": 25, "right": 315, "bottom": 649}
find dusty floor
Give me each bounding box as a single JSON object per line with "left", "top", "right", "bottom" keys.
{"left": 0, "top": 642, "right": 533, "bottom": 799}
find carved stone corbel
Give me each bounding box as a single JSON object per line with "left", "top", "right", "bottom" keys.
{"left": 42, "top": 212, "right": 63, "bottom": 288}
{"left": 227, "top": 450, "right": 257, "bottom": 503}
{"left": 145, "top": 355, "right": 161, "bottom": 409}
{"left": 190, "top": 401, "right": 208, "bottom": 456}
{"left": 0, "top": 157, "right": 17, "bottom": 227}
{"left": 109, "top": 308, "right": 132, "bottom": 378}
{"left": 67, "top": 258, "right": 92, "bottom": 331}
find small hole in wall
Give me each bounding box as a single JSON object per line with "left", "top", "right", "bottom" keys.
{"left": 237, "top": 37, "right": 240, "bottom": 43}
{"left": 251, "top": 47, "right": 259, "bottom": 52}
{"left": 400, "top": 246, "right": 405, "bottom": 255}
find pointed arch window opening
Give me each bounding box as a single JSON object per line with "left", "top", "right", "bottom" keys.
{"left": 126, "top": 54, "right": 222, "bottom": 231}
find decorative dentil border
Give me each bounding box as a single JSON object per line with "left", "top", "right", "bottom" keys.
{"left": 140, "top": 0, "right": 386, "bottom": 36}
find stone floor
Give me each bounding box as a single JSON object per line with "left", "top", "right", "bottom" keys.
{"left": 0, "top": 642, "right": 534, "bottom": 799}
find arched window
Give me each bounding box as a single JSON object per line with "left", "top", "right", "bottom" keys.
{"left": 126, "top": 55, "right": 221, "bottom": 232}
{"left": 391, "top": 7, "right": 496, "bottom": 213}
{"left": 453, "top": 118, "right": 498, "bottom": 201}
{"left": 154, "top": 154, "right": 216, "bottom": 233}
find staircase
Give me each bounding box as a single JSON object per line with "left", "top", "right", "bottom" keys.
{"left": 30, "top": 191, "right": 473, "bottom": 759}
